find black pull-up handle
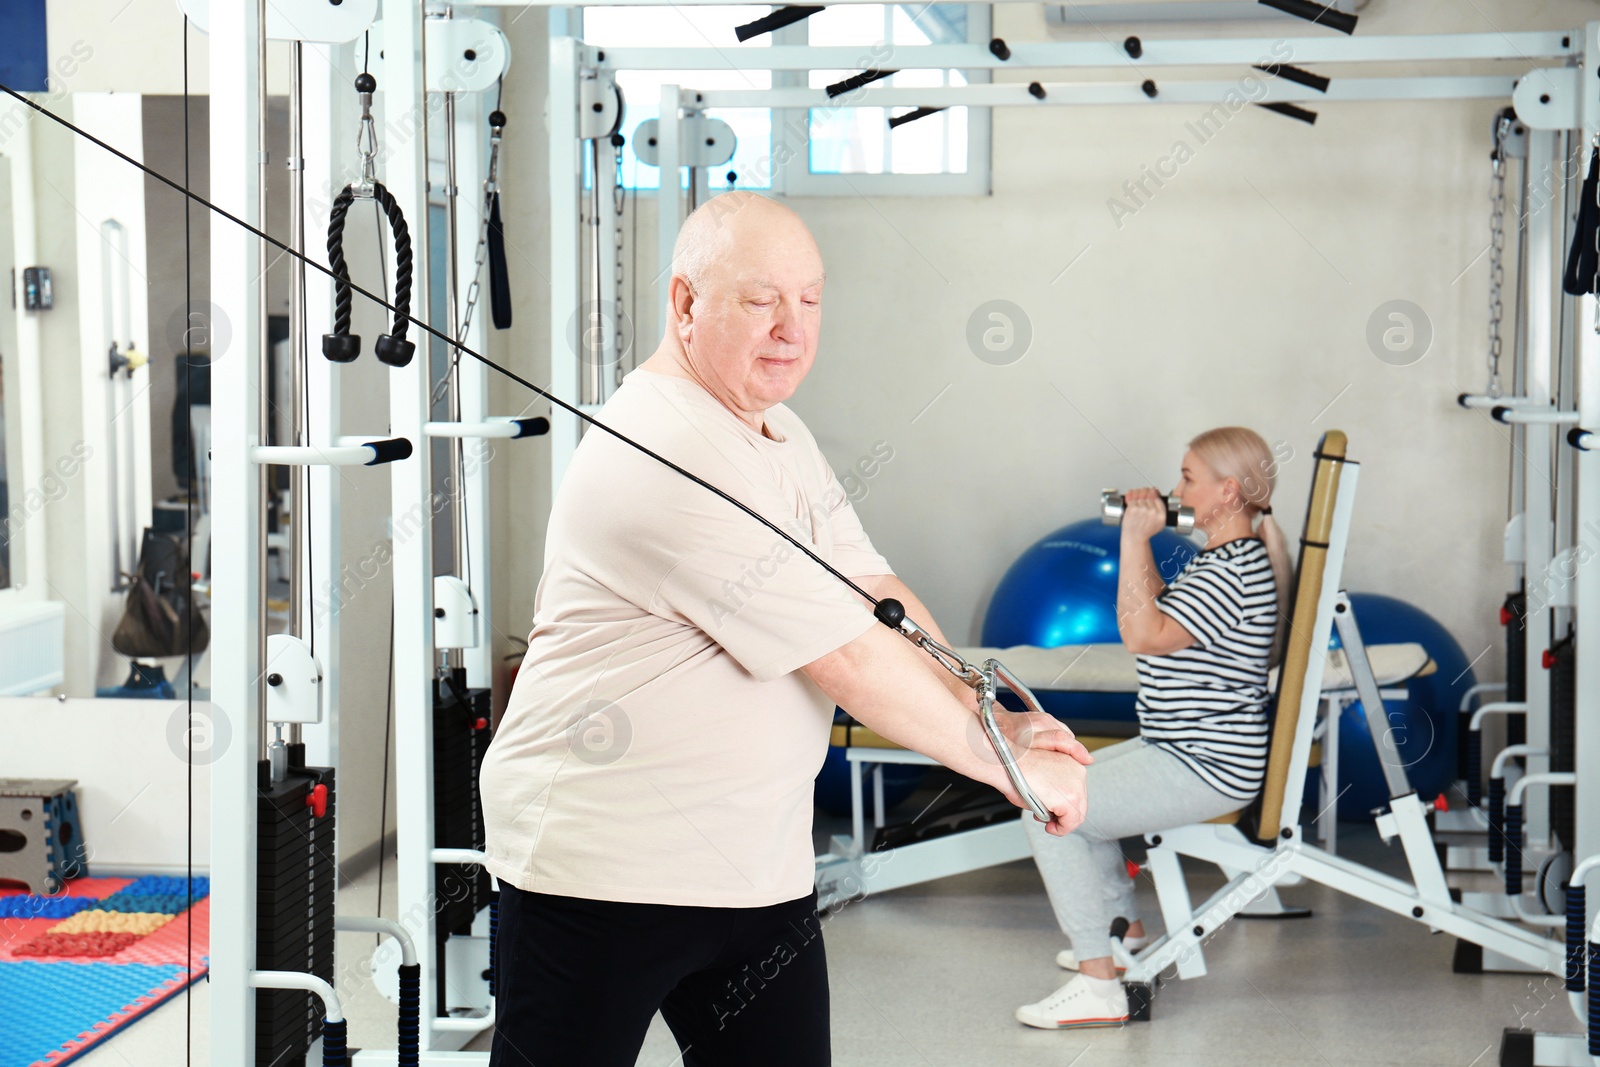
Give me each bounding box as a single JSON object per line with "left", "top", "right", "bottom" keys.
{"left": 735, "top": 6, "right": 823, "bottom": 42}
{"left": 364, "top": 438, "right": 414, "bottom": 466}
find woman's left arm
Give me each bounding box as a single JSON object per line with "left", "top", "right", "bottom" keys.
{"left": 1116, "top": 494, "right": 1198, "bottom": 657}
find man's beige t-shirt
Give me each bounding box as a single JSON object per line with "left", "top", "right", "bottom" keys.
{"left": 480, "top": 367, "right": 892, "bottom": 908}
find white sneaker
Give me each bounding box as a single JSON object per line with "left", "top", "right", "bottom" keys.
{"left": 1055, "top": 933, "right": 1150, "bottom": 972}
{"left": 1016, "top": 974, "right": 1130, "bottom": 1030}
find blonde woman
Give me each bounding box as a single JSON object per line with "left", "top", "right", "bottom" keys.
{"left": 1016, "top": 427, "right": 1293, "bottom": 1029}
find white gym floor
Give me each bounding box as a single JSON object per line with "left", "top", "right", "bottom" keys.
{"left": 74, "top": 817, "right": 1583, "bottom": 1067}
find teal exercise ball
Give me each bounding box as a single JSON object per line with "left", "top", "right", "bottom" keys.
{"left": 1323, "top": 593, "right": 1472, "bottom": 821}
{"left": 981, "top": 519, "right": 1199, "bottom": 724}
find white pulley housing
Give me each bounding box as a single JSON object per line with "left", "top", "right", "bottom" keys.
{"left": 364, "top": 18, "right": 512, "bottom": 93}
{"left": 264, "top": 634, "right": 323, "bottom": 725}
{"left": 434, "top": 575, "right": 480, "bottom": 650}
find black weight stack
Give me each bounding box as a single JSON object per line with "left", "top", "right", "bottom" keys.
{"left": 256, "top": 753, "right": 337, "bottom": 1067}
{"left": 1549, "top": 633, "right": 1575, "bottom": 851}
{"left": 433, "top": 669, "right": 494, "bottom": 1016}
{"left": 1506, "top": 590, "right": 1527, "bottom": 747}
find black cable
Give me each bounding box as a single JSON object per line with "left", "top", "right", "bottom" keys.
{"left": 181, "top": 17, "right": 193, "bottom": 1067}
{"left": 375, "top": 214, "right": 394, "bottom": 930}
{"left": 376, "top": 600, "right": 394, "bottom": 924}
{"left": 0, "top": 83, "right": 880, "bottom": 610}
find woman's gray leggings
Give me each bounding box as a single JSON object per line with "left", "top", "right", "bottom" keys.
{"left": 1023, "top": 737, "right": 1242, "bottom": 960}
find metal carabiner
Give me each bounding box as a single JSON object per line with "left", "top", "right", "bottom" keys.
{"left": 353, "top": 72, "right": 379, "bottom": 198}
{"left": 873, "top": 599, "right": 1053, "bottom": 822}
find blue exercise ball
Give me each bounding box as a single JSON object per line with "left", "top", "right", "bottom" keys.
{"left": 981, "top": 518, "right": 1199, "bottom": 725}
{"left": 815, "top": 712, "right": 929, "bottom": 816}
{"left": 1323, "top": 593, "right": 1473, "bottom": 821}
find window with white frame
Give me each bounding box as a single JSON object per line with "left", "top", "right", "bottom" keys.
{"left": 581, "top": 4, "right": 991, "bottom": 195}
{"left": 789, "top": 3, "right": 990, "bottom": 194}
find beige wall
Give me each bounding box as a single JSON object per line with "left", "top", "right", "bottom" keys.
{"left": 485, "top": 0, "right": 1594, "bottom": 692}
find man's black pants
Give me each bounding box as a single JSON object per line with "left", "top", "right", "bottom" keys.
{"left": 488, "top": 883, "right": 831, "bottom": 1066}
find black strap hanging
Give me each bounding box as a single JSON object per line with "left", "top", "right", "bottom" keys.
{"left": 1562, "top": 137, "right": 1600, "bottom": 296}
{"left": 486, "top": 108, "right": 512, "bottom": 330}
{"left": 487, "top": 191, "right": 511, "bottom": 330}
{"left": 322, "top": 72, "right": 417, "bottom": 367}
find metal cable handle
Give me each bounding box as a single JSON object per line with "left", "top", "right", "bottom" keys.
{"left": 873, "top": 598, "right": 1052, "bottom": 822}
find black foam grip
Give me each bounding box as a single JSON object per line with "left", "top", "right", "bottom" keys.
{"left": 1504, "top": 804, "right": 1523, "bottom": 895}
{"left": 364, "top": 437, "right": 414, "bottom": 466}
{"left": 734, "top": 5, "right": 822, "bottom": 42}
{"left": 825, "top": 69, "right": 896, "bottom": 98}
{"left": 512, "top": 417, "right": 550, "bottom": 439}
{"left": 1590, "top": 942, "right": 1600, "bottom": 1056}
{"left": 1568, "top": 884, "right": 1587, "bottom": 993}
{"left": 1570, "top": 427, "right": 1592, "bottom": 451}
{"left": 488, "top": 190, "right": 512, "bottom": 330}
{"left": 322, "top": 1017, "right": 349, "bottom": 1067}
{"left": 1254, "top": 62, "right": 1331, "bottom": 93}
{"left": 488, "top": 895, "right": 500, "bottom": 996}
{"left": 1487, "top": 775, "right": 1505, "bottom": 863}
{"left": 397, "top": 963, "right": 421, "bottom": 1067}
{"left": 1255, "top": 101, "right": 1318, "bottom": 125}
{"left": 1256, "top": 0, "right": 1358, "bottom": 34}
{"left": 887, "top": 107, "right": 947, "bottom": 130}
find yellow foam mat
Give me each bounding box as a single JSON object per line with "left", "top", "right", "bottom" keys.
{"left": 49, "top": 909, "right": 174, "bottom": 936}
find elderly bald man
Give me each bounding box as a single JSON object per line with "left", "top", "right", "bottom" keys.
{"left": 481, "top": 192, "right": 1091, "bottom": 1067}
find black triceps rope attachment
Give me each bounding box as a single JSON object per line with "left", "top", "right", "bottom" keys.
{"left": 322, "top": 180, "right": 416, "bottom": 367}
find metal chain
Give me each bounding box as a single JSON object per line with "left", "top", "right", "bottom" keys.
{"left": 1487, "top": 113, "right": 1510, "bottom": 397}
{"left": 613, "top": 135, "right": 627, "bottom": 384}
{"left": 431, "top": 117, "right": 503, "bottom": 406}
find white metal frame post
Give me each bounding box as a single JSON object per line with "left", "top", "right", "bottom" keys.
{"left": 1579, "top": 16, "right": 1600, "bottom": 923}
{"left": 451, "top": 85, "right": 495, "bottom": 690}
{"left": 301, "top": 41, "right": 343, "bottom": 768}
{"left": 209, "top": 0, "right": 264, "bottom": 1061}
{"left": 549, "top": 34, "right": 582, "bottom": 491}
{"left": 655, "top": 84, "right": 682, "bottom": 363}
{"left": 383, "top": 4, "right": 446, "bottom": 1053}
{"left": 1521, "top": 127, "right": 1558, "bottom": 855}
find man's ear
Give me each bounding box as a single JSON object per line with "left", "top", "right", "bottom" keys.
{"left": 669, "top": 275, "right": 695, "bottom": 337}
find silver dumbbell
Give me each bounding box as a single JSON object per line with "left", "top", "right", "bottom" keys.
{"left": 1101, "top": 490, "right": 1195, "bottom": 532}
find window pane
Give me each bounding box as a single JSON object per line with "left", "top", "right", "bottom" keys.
{"left": 804, "top": 4, "right": 970, "bottom": 177}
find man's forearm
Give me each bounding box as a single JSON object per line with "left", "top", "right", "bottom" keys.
{"left": 861, "top": 575, "right": 977, "bottom": 710}
{"left": 803, "top": 623, "right": 1001, "bottom": 786}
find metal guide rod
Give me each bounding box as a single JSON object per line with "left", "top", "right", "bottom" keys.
{"left": 288, "top": 38, "right": 306, "bottom": 746}
{"left": 444, "top": 88, "right": 465, "bottom": 672}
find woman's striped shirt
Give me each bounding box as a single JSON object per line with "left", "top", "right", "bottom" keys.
{"left": 1135, "top": 537, "right": 1277, "bottom": 802}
